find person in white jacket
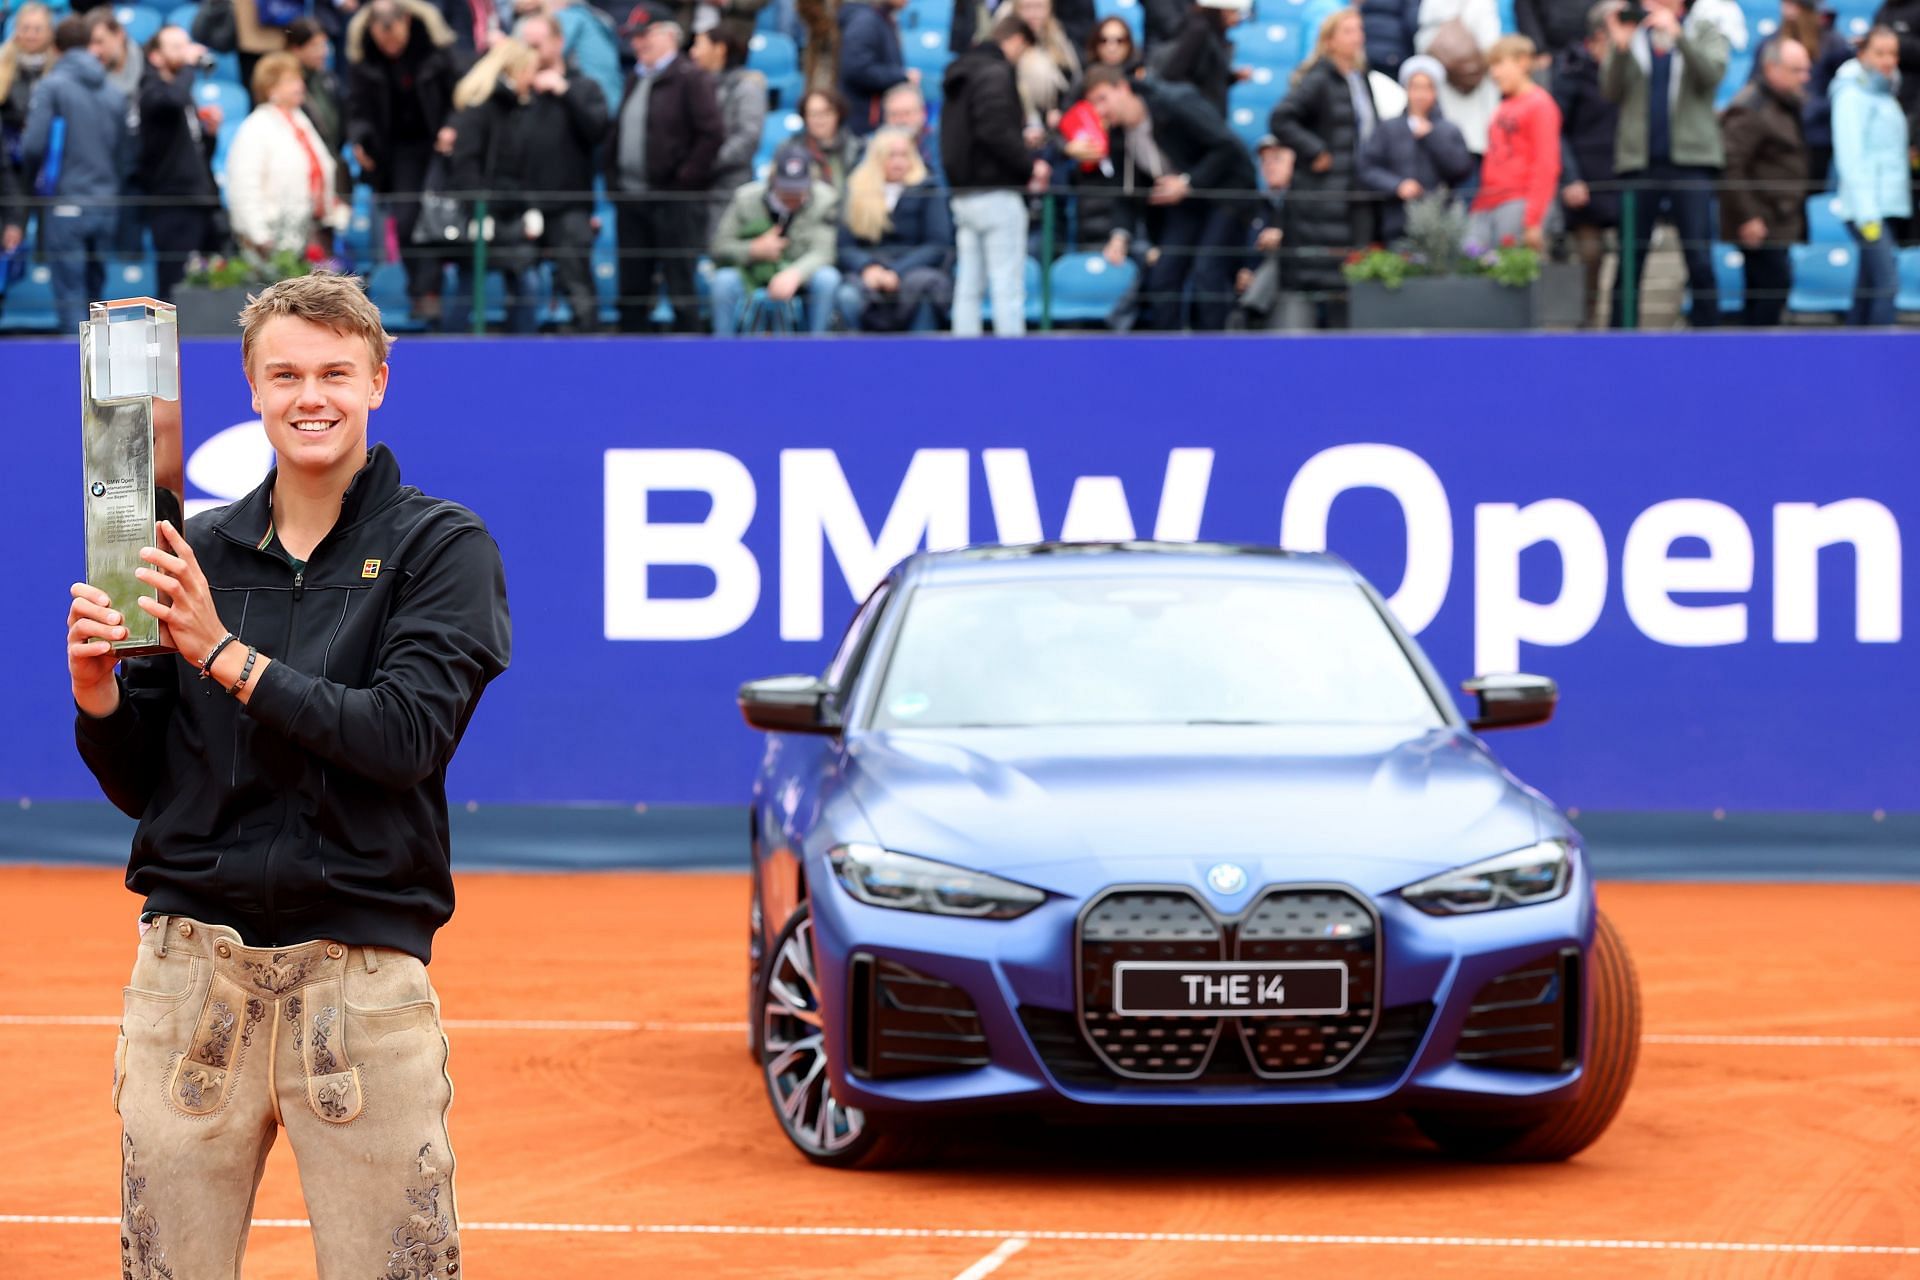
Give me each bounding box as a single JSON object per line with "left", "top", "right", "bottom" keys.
{"left": 224, "top": 51, "right": 347, "bottom": 259}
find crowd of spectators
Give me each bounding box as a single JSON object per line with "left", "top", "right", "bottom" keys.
{"left": 1, "top": 0, "right": 1916, "bottom": 333}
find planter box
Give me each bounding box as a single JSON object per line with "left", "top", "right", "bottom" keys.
{"left": 1349, "top": 269, "right": 1579, "bottom": 331}
{"left": 172, "top": 286, "right": 253, "bottom": 337}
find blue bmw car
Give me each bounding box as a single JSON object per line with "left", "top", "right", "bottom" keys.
{"left": 738, "top": 542, "right": 1639, "bottom": 1168}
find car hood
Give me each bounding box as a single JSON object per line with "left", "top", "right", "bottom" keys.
{"left": 842, "top": 724, "right": 1551, "bottom": 897}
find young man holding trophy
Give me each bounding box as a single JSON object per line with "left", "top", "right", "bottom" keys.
{"left": 64, "top": 273, "right": 512, "bottom": 1280}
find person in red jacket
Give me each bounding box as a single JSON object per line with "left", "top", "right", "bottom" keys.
{"left": 1468, "top": 34, "right": 1563, "bottom": 252}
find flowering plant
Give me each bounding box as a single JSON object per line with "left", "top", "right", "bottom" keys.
{"left": 184, "top": 245, "right": 342, "bottom": 290}
{"left": 1341, "top": 194, "right": 1541, "bottom": 290}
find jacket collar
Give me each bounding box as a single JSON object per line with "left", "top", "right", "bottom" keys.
{"left": 212, "top": 442, "right": 404, "bottom": 552}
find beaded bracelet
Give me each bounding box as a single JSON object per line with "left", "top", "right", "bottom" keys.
{"left": 228, "top": 646, "right": 259, "bottom": 697}
{"left": 198, "top": 632, "right": 238, "bottom": 680}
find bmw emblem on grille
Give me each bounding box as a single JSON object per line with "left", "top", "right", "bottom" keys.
{"left": 1206, "top": 863, "right": 1248, "bottom": 895}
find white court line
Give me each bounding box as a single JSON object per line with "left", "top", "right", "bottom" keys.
{"left": 3, "top": 1217, "right": 1918, "bottom": 1255}
{"left": 6, "top": 1015, "right": 1920, "bottom": 1046}
{"left": 952, "top": 1237, "right": 1029, "bottom": 1279}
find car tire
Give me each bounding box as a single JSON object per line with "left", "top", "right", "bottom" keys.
{"left": 757, "top": 903, "right": 933, "bottom": 1170}
{"left": 1417, "top": 909, "right": 1642, "bottom": 1162}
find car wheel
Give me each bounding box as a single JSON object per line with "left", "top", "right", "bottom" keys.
{"left": 1417, "top": 909, "right": 1642, "bottom": 1162}
{"left": 758, "top": 904, "right": 928, "bottom": 1169}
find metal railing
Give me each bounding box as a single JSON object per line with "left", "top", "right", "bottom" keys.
{"left": 1, "top": 179, "right": 1911, "bottom": 335}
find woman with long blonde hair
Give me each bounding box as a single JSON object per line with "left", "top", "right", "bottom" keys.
{"left": 0, "top": 3, "right": 56, "bottom": 136}
{"left": 834, "top": 126, "right": 953, "bottom": 331}
{"left": 1268, "top": 7, "right": 1377, "bottom": 325}
{"left": 442, "top": 36, "right": 544, "bottom": 332}
{"left": 1011, "top": 0, "right": 1080, "bottom": 123}
{"left": 451, "top": 35, "right": 538, "bottom": 111}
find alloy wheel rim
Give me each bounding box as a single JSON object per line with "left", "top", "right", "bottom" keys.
{"left": 761, "top": 917, "right": 865, "bottom": 1155}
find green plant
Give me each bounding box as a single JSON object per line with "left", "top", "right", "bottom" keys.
{"left": 1341, "top": 193, "right": 1542, "bottom": 290}
{"left": 183, "top": 249, "right": 315, "bottom": 290}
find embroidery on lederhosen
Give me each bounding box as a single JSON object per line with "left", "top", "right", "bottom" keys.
{"left": 381, "top": 1144, "right": 459, "bottom": 1280}
{"left": 240, "top": 998, "right": 265, "bottom": 1047}
{"left": 168, "top": 975, "right": 255, "bottom": 1117}
{"left": 241, "top": 951, "right": 317, "bottom": 995}
{"left": 302, "top": 982, "right": 364, "bottom": 1123}
{"left": 121, "top": 1134, "right": 175, "bottom": 1279}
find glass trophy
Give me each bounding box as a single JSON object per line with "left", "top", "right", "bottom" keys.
{"left": 81, "top": 298, "right": 184, "bottom": 657}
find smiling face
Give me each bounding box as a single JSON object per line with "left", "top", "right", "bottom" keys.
{"left": 247, "top": 315, "right": 387, "bottom": 484}
{"left": 1092, "top": 18, "right": 1132, "bottom": 65}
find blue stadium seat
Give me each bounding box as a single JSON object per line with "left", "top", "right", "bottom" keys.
{"left": 1829, "top": 0, "right": 1874, "bottom": 38}
{"left": 194, "top": 77, "right": 250, "bottom": 126}
{"left": 1294, "top": 0, "right": 1346, "bottom": 43}
{"left": 980, "top": 256, "right": 1045, "bottom": 325}
{"left": 210, "top": 49, "right": 239, "bottom": 82}
{"left": 1093, "top": 0, "right": 1143, "bottom": 39}
{"left": 366, "top": 263, "right": 429, "bottom": 332}
{"left": 115, "top": 4, "right": 164, "bottom": 47}
{"left": 755, "top": 110, "right": 802, "bottom": 177}
{"left": 1804, "top": 193, "right": 1847, "bottom": 243}
{"left": 592, "top": 248, "right": 619, "bottom": 326}
{"left": 1711, "top": 243, "right": 1744, "bottom": 314}
{"left": 106, "top": 257, "right": 155, "bottom": 298}
{"left": 1227, "top": 75, "right": 1287, "bottom": 149}
{"left": 1896, "top": 246, "right": 1920, "bottom": 314}
{"left": 900, "top": 0, "right": 950, "bottom": 37}
{"left": 165, "top": 1, "right": 198, "bottom": 29}
{"left": 904, "top": 28, "right": 949, "bottom": 91}
{"left": 1047, "top": 252, "right": 1137, "bottom": 324}
{"left": 1717, "top": 55, "right": 1751, "bottom": 108}
{"left": 747, "top": 31, "right": 798, "bottom": 79}
{"left": 1234, "top": 19, "right": 1301, "bottom": 67}
{"left": 0, "top": 262, "right": 58, "bottom": 333}
{"left": 1787, "top": 242, "right": 1857, "bottom": 314}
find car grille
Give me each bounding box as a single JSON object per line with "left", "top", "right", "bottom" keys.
{"left": 1453, "top": 949, "right": 1581, "bottom": 1073}
{"left": 1021, "top": 1002, "right": 1435, "bottom": 1092}
{"left": 847, "top": 953, "right": 990, "bottom": 1080}
{"left": 1069, "top": 886, "right": 1386, "bottom": 1084}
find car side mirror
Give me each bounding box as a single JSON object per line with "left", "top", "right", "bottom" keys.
{"left": 738, "top": 675, "right": 841, "bottom": 736}
{"left": 1462, "top": 673, "right": 1558, "bottom": 731}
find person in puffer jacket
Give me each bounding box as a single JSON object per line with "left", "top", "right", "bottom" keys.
{"left": 1831, "top": 30, "right": 1912, "bottom": 324}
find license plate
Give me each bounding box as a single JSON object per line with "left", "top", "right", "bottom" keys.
{"left": 1112, "top": 961, "right": 1349, "bottom": 1017}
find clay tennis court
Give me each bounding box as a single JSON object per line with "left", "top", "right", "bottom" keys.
{"left": 3, "top": 865, "right": 1916, "bottom": 1278}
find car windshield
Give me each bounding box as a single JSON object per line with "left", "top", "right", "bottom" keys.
{"left": 869, "top": 575, "right": 1445, "bottom": 730}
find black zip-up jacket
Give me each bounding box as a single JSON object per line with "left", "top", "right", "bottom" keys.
{"left": 75, "top": 444, "right": 512, "bottom": 962}
{"left": 941, "top": 43, "right": 1031, "bottom": 190}
{"left": 136, "top": 67, "right": 218, "bottom": 201}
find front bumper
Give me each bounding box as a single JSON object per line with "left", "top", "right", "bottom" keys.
{"left": 805, "top": 857, "right": 1595, "bottom": 1117}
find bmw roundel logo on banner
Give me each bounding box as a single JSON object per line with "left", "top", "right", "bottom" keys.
{"left": 90, "top": 481, "right": 107, "bottom": 498}
{"left": 1207, "top": 863, "right": 1248, "bottom": 895}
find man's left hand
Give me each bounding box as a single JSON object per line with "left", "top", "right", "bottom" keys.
{"left": 1149, "top": 173, "right": 1190, "bottom": 205}
{"left": 1524, "top": 224, "right": 1545, "bottom": 253}
{"left": 134, "top": 521, "right": 226, "bottom": 663}
{"left": 532, "top": 68, "right": 567, "bottom": 95}
{"left": 435, "top": 125, "right": 457, "bottom": 155}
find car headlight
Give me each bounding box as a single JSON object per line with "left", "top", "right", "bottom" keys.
{"left": 1400, "top": 840, "right": 1573, "bottom": 916}
{"left": 830, "top": 844, "right": 1045, "bottom": 920}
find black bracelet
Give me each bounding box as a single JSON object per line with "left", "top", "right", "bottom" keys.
{"left": 198, "top": 632, "right": 238, "bottom": 680}
{"left": 227, "top": 646, "right": 259, "bottom": 697}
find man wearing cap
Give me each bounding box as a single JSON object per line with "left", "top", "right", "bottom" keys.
{"left": 609, "top": 6, "right": 723, "bottom": 332}
{"left": 707, "top": 140, "right": 843, "bottom": 332}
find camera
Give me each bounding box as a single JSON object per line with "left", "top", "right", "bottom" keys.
{"left": 1617, "top": 3, "right": 1649, "bottom": 22}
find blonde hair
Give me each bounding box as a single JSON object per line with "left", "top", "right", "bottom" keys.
{"left": 251, "top": 50, "right": 303, "bottom": 102}
{"left": 1488, "top": 33, "right": 1536, "bottom": 63}
{"left": 0, "top": 2, "right": 54, "bottom": 102}
{"left": 453, "top": 36, "right": 536, "bottom": 110}
{"left": 239, "top": 272, "right": 394, "bottom": 373}
{"left": 844, "top": 127, "right": 928, "bottom": 243}
{"left": 1298, "top": 7, "right": 1365, "bottom": 78}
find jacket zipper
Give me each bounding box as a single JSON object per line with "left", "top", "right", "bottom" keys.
{"left": 262, "top": 563, "right": 306, "bottom": 938}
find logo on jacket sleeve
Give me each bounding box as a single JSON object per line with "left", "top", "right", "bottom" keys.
{"left": 361, "top": 559, "right": 382, "bottom": 579}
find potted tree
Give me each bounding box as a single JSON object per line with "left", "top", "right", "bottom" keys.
{"left": 1344, "top": 195, "right": 1574, "bottom": 330}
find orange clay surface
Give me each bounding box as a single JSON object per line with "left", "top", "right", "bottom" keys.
{"left": 1, "top": 866, "right": 1917, "bottom": 1279}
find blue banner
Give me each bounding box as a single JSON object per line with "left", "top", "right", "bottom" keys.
{"left": 11, "top": 333, "right": 1915, "bottom": 811}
